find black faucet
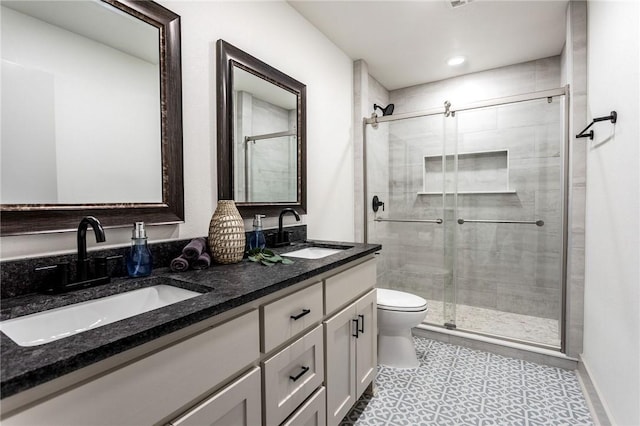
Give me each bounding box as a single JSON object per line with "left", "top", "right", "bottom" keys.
{"left": 77, "top": 216, "right": 106, "bottom": 281}
{"left": 35, "top": 216, "right": 113, "bottom": 294}
{"left": 277, "top": 208, "right": 300, "bottom": 246}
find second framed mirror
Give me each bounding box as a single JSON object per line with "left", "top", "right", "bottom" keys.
{"left": 216, "top": 39, "right": 306, "bottom": 217}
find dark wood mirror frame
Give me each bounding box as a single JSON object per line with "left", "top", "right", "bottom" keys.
{"left": 216, "top": 39, "right": 306, "bottom": 217}
{"left": 0, "top": 0, "right": 184, "bottom": 236}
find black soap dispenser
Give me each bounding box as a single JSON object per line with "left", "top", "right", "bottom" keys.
{"left": 127, "top": 222, "right": 153, "bottom": 277}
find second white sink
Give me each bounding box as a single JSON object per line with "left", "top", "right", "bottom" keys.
{"left": 282, "top": 247, "right": 344, "bottom": 259}
{"left": 0, "top": 284, "right": 201, "bottom": 347}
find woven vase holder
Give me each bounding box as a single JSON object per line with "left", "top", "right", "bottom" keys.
{"left": 208, "top": 200, "right": 245, "bottom": 264}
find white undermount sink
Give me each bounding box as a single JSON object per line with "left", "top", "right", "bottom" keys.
{"left": 0, "top": 285, "right": 201, "bottom": 347}
{"left": 282, "top": 246, "right": 345, "bottom": 259}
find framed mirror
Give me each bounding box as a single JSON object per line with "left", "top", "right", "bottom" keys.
{"left": 0, "top": 0, "right": 183, "bottom": 235}
{"left": 217, "top": 39, "right": 306, "bottom": 217}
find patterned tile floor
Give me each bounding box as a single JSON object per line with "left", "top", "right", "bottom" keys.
{"left": 341, "top": 337, "right": 593, "bottom": 426}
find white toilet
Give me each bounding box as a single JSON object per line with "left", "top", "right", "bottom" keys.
{"left": 377, "top": 288, "right": 428, "bottom": 368}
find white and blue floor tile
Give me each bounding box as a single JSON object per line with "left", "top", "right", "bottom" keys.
{"left": 341, "top": 337, "right": 593, "bottom": 425}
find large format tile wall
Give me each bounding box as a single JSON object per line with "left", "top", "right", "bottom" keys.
{"left": 368, "top": 57, "right": 565, "bottom": 329}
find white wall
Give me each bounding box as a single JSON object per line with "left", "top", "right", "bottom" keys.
{"left": 0, "top": 1, "right": 354, "bottom": 259}
{"left": 582, "top": 1, "right": 640, "bottom": 425}
{"left": 1, "top": 6, "right": 161, "bottom": 205}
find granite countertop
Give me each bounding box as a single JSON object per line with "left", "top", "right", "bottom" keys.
{"left": 0, "top": 240, "right": 380, "bottom": 399}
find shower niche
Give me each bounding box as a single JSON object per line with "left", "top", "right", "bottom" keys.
{"left": 418, "top": 149, "right": 516, "bottom": 195}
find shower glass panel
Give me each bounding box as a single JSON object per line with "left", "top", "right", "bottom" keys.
{"left": 449, "top": 97, "right": 564, "bottom": 347}
{"left": 364, "top": 91, "right": 566, "bottom": 349}
{"left": 365, "top": 115, "right": 453, "bottom": 326}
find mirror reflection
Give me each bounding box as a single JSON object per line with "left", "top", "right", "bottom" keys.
{"left": 217, "top": 39, "right": 306, "bottom": 216}
{"left": 1, "top": 0, "right": 162, "bottom": 205}
{"left": 233, "top": 67, "right": 298, "bottom": 203}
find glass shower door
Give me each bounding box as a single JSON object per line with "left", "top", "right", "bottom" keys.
{"left": 447, "top": 97, "right": 565, "bottom": 348}
{"left": 365, "top": 114, "right": 453, "bottom": 327}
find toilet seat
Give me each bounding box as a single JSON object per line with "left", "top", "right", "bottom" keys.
{"left": 377, "top": 288, "right": 427, "bottom": 312}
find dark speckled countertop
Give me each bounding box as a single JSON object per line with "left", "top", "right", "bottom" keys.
{"left": 0, "top": 240, "right": 381, "bottom": 399}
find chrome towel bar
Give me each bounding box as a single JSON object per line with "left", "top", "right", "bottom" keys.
{"left": 375, "top": 218, "right": 443, "bottom": 224}
{"left": 457, "top": 218, "right": 544, "bottom": 226}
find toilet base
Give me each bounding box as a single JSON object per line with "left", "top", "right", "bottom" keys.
{"left": 378, "top": 329, "right": 419, "bottom": 369}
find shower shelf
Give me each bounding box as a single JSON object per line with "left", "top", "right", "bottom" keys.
{"left": 421, "top": 149, "right": 513, "bottom": 194}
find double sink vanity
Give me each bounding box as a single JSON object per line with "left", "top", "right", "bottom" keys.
{"left": 1, "top": 240, "right": 381, "bottom": 426}
{"left": 0, "top": 0, "right": 378, "bottom": 424}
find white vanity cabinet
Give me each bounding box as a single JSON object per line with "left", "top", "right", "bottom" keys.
{"left": 2, "top": 254, "right": 378, "bottom": 426}
{"left": 2, "top": 310, "right": 260, "bottom": 426}
{"left": 169, "top": 367, "right": 262, "bottom": 426}
{"left": 324, "top": 259, "right": 377, "bottom": 426}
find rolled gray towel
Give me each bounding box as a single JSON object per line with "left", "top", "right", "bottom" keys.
{"left": 170, "top": 254, "right": 190, "bottom": 272}
{"left": 182, "top": 237, "right": 207, "bottom": 261}
{"left": 192, "top": 252, "right": 211, "bottom": 270}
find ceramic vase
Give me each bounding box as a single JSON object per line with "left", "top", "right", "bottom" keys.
{"left": 208, "top": 200, "right": 245, "bottom": 264}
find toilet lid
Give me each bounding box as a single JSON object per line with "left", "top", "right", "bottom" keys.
{"left": 377, "top": 288, "right": 428, "bottom": 312}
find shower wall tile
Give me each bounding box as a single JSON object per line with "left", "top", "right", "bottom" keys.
{"left": 369, "top": 55, "right": 568, "bottom": 327}
{"left": 454, "top": 276, "right": 498, "bottom": 309}
{"left": 354, "top": 60, "right": 390, "bottom": 243}
{"left": 353, "top": 60, "right": 367, "bottom": 243}
{"left": 456, "top": 108, "right": 498, "bottom": 134}
{"left": 535, "top": 56, "right": 563, "bottom": 90}
{"left": 496, "top": 282, "right": 561, "bottom": 319}
{"left": 565, "top": 0, "right": 588, "bottom": 361}
{"left": 496, "top": 100, "right": 561, "bottom": 130}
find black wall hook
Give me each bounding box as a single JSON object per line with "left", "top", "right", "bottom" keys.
{"left": 576, "top": 111, "right": 617, "bottom": 140}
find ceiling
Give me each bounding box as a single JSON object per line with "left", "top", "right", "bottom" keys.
{"left": 288, "top": 0, "right": 569, "bottom": 91}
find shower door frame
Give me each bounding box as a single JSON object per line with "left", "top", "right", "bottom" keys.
{"left": 363, "top": 85, "right": 571, "bottom": 353}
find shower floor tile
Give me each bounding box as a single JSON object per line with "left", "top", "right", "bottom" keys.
{"left": 340, "top": 337, "right": 593, "bottom": 426}
{"left": 425, "top": 299, "right": 561, "bottom": 347}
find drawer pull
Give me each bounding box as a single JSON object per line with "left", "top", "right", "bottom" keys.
{"left": 352, "top": 318, "right": 360, "bottom": 338}
{"left": 358, "top": 314, "right": 365, "bottom": 333}
{"left": 289, "top": 366, "right": 310, "bottom": 382}
{"left": 290, "top": 309, "right": 311, "bottom": 321}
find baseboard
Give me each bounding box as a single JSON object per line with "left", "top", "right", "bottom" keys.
{"left": 413, "top": 325, "right": 578, "bottom": 370}
{"left": 576, "top": 356, "right": 613, "bottom": 426}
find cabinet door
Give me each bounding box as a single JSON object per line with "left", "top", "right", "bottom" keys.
{"left": 324, "top": 302, "right": 356, "bottom": 426}
{"left": 170, "top": 367, "right": 261, "bottom": 426}
{"left": 355, "top": 289, "right": 377, "bottom": 397}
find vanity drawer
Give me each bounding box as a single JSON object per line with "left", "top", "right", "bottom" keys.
{"left": 282, "top": 386, "right": 326, "bottom": 426}
{"left": 262, "top": 324, "right": 324, "bottom": 426}
{"left": 261, "top": 281, "right": 323, "bottom": 353}
{"left": 325, "top": 258, "right": 376, "bottom": 315}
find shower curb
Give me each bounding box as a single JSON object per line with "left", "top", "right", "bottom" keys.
{"left": 413, "top": 325, "right": 578, "bottom": 370}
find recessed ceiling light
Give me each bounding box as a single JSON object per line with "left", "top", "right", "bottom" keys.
{"left": 447, "top": 56, "right": 466, "bottom": 66}
{"left": 448, "top": 0, "right": 474, "bottom": 8}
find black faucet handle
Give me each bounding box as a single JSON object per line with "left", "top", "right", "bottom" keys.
{"left": 35, "top": 263, "right": 70, "bottom": 294}
{"left": 94, "top": 255, "right": 124, "bottom": 278}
